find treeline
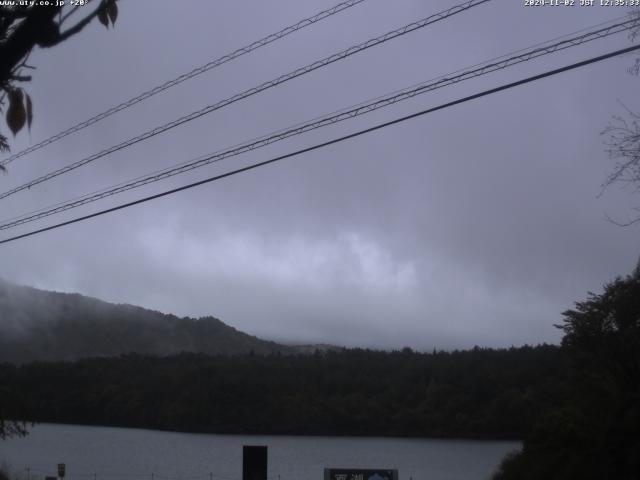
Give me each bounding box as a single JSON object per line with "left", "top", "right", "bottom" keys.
{"left": 493, "top": 265, "right": 640, "bottom": 480}
{"left": 0, "top": 345, "right": 567, "bottom": 439}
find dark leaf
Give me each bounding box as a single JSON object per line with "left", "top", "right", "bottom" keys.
{"left": 107, "top": 2, "right": 118, "bottom": 26}
{"left": 6, "top": 89, "right": 26, "bottom": 136}
{"left": 98, "top": 8, "right": 109, "bottom": 28}
{"left": 25, "top": 93, "right": 33, "bottom": 129}
{"left": 0, "top": 132, "right": 9, "bottom": 154}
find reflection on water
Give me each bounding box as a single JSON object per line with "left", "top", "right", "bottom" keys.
{"left": 0, "top": 424, "right": 520, "bottom": 480}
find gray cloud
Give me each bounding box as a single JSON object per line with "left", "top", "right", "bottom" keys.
{"left": 0, "top": 0, "right": 638, "bottom": 350}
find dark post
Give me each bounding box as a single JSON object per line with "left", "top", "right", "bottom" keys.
{"left": 242, "top": 445, "right": 267, "bottom": 480}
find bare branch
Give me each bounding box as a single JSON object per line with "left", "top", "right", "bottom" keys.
{"left": 604, "top": 211, "right": 640, "bottom": 227}
{"left": 602, "top": 105, "right": 640, "bottom": 189}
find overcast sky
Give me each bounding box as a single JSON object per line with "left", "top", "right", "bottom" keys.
{"left": 1, "top": 0, "right": 638, "bottom": 350}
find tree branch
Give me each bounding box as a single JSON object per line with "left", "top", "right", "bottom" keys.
{"left": 9, "top": 74, "right": 31, "bottom": 81}
{"left": 56, "top": 0, "right": 108, "bottom": 44}
{"left": 0, "top": 6, "right": 61, "bottom": 83}
{"left": 604, "top": 210, "right": 640, "bottom": 227}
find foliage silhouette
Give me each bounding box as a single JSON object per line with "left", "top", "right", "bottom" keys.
{"left": 493, "top": 263, "right": 640, "bottom": 479}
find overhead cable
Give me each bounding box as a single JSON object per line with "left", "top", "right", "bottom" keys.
{"left": 1, "top": 43, "right": 638, "bottom": 246}
{"left": 0, "top": 0, "right": 369, "bottom": 167}
{"left": 0, "top": 17, "right": 635, "bottom": 231}
{"left": 0, "top": 0, "right": 492, "bottom": 199}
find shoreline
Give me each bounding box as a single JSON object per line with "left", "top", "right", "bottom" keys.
{"left": 13, "top": 421, "right": 525, "bottom": 443}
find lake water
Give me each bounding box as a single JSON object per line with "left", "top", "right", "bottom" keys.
{"left": 0, "top": 424, "right": 520, "bottom": 480}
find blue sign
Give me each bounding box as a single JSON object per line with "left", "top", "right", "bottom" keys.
{"left": 324, "top": 469, "right": 398, "bottom": 480}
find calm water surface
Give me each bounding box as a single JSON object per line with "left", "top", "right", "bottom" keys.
{"left": 0, "top": 424, "right": 520, "bottom": 480}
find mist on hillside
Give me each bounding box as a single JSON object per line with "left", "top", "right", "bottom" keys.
{"left": 0, "top": 279, "right": 290, "bottom": 363}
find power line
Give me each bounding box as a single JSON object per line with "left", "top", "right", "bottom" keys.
{"left": 0, "top": 17, "right": 635, "bottom": 231}
{"left": 0, "top": 0, "right": 369, "bottom": 167}
{"left": 0, "top": 0, "right": 492, "bottom": 200}
{"left": 0, "top": 17, "right": 633, "bottom": 228}
{"left": 1, "top": 43, "right": 638, "bottom": 246}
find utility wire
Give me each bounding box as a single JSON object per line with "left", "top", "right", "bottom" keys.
{"left": 1, "top": 44, "right": 638, "bottom": 246}
{"left": 0, "top": 18, "right": 635, "bottom": 231}
{"left": 0, "top": 0, "right": 491, "bottom": 200}
{"left": 0, "top": 0, "right": 369, "bottom": 167}
{"left": 0, "top": 17, "right": 632, "bottom": 227}
{"left": 4, "top": 15, "right": 630, "bottom": 232}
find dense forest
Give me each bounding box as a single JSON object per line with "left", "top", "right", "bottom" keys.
{"left": 0, "top": 345, "right": 566, "bottom": 439}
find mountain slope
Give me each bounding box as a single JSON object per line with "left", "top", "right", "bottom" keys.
{"left": 0, "top": 279, "right": 292, "bottom": 363}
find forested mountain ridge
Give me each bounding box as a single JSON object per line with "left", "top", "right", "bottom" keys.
{"left": 0, "top": 345, "right": 567, "bottom": 439}
{"left": 0, "top": 279, "right": 292, "bottom": 362}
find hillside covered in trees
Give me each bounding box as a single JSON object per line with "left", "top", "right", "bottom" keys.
{"left": 0, "top": 345, "right": 566, "bottom": 439}
{"left": 0, "top": 279, "right": 292, "bottom": 362}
